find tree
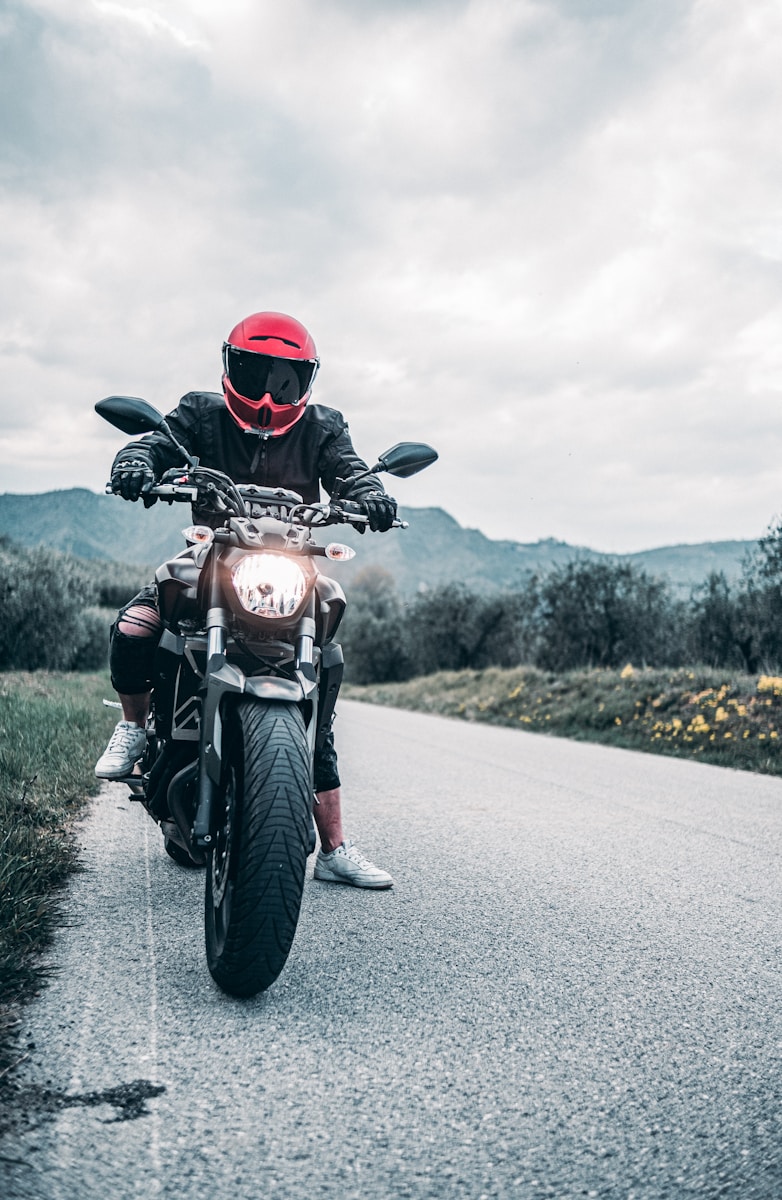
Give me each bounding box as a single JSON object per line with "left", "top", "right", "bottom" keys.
{"left": 340, "top": 567, "right": 411, "bottom": 684}
{"left": 688, "top": 572, "right": 747, "bottom": 669}
{"left": 531, "top": 559, "right": 681, "bottom": 672}
{"left": 723, "top": 524, "right": 782, "bottom": 672}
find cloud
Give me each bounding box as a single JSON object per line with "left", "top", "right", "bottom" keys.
{"left": 91, "top": 1, "right": 205, "bottom": 49}
{"left": 1, "top": 0, "right": 781, "bottom": 553}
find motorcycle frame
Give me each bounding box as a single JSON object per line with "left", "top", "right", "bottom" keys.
{"left": 151, "top": 531, "right": 345, "bottom": 851}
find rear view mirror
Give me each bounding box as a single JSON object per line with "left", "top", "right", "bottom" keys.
{"left": 95, "top": 395, "right": 166, "bottom": 436}
{"left": 95, "top": 394, "right": 198, "bottom": 469}
{"left": 373, "top": 442, "right": 439, "bottom": 479}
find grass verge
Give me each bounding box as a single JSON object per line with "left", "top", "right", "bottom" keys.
{"left": 0, "top": 670, "right": 116, "bottom": 1076}
{"left": 345, "top": 664, "right": 782, "bottom": 777}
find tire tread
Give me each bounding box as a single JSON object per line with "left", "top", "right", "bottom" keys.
{"left": 205, "top": 699, "right": 311, "bottom": 996}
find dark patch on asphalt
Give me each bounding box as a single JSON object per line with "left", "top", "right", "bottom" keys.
{"left": 59, "top": 1079, "right": 166, "bottom": 1122}
{"left": 1, "top": 1077, "right": 166, "bottom": 1149}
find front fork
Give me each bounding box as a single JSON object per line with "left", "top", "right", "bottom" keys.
{"left": 191, "top": 591, "right": 318, "bottom": 850}
{"left": 192, "top": 601, "right": 229, "bottom": 847}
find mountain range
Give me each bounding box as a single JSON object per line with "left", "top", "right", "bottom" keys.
{"left": 0, "top": 488, "right": 757, "bottom": 595}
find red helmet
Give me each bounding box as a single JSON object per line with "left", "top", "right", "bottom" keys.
{"left": 222, "top": 312, "right": 320, "bottom": 435}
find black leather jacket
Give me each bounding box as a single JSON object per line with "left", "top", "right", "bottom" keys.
{"left": 113, "top": 391, "right": 385, "bottom": 508}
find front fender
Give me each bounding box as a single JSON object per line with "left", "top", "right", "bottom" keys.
{"left": 201, "top": 661, "right": 305, "bottom": 785}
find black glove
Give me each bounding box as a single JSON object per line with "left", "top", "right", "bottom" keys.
{"left": 111, "top": 458, "right": 155, "bottom": 502}
{"left": 362, "top": 490, "right": 397, "bottom": 532}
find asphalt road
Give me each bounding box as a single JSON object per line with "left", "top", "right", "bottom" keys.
{"left": 1, "top": 700, "right": 780, "bottom": 1200}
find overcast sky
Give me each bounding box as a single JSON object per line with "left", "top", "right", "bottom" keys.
{"left": 2, "top": 0, "right": 781, "bottom": 552}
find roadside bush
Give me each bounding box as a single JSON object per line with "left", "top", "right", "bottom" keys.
{"left": 404, "top": 584, "right": 536, "bottom": 675}
{"left": 731, "top": 528, "right": 782, "bottom": 671}
{"left": 688, "top": 572, "right": 751, "bottom": 671}
{"left": 340, "top": 567, "right": 412, "bottom": 685}
{"left": 342, "top": 561, "right": 690, "bottom": 683}
{"left": 72, "top": 608, "right": 112, "bottom": 671}
{"left": 688, "top": 526, "right": 782, "bottom": 674}
{"left": 95, "top": 561, "right": 151, "bottom": 608}
{"left": 733, "top": 576, "right": 782, "bottom": 673}
{"left": 0, "top": 539, "right": 105, "bottom": 671}
{"left": 529, "top": 560, "right": 686, "bottom": 672}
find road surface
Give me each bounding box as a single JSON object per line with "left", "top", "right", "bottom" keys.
{"left": 1, "top": 699, "right": 780, "bottom": 1198}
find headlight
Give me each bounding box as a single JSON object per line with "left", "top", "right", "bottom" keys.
{"left": 231, "top": 553, "right": 308, "bottom": 618}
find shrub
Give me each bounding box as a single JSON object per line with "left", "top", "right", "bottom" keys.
{"left": 404, "top": 584, "right": 537, "bottom": 675}
{"left": 530, "top": 559, "right": 684, "bottom": 672}
{"left": 341, "top": 567, "right": 412, "bottom": 684}
{"left": 0, "top": 540, "right": 107, "bottom": 671}
{"left": 96, "top": 561, "right": 151, "bottom": 608}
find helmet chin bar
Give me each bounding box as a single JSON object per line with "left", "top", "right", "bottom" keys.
{"left": 222, "top": 377, "right": 310, "bottom": 437}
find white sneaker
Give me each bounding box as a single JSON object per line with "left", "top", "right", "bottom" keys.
{"left": 314, "top": 840, "right": 394, "bottom": 889}
{"left": 95, "top": 721, "right": 147, "bottom": 779}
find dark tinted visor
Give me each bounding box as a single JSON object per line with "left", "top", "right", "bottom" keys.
{"left": 223, "top": 345, "right": 318, "bottom": 406}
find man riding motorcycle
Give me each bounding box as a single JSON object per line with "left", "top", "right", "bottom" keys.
{"left": 95, "top": 311, "right": 397, "bottom": 889}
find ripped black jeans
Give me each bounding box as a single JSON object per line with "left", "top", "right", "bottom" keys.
{"left": 110, "top": 586, "right": 340, "bottom": 793}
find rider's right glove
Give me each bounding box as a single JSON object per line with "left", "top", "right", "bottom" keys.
{"left": 111, "top": 459, "right": 155, "bottom": 502}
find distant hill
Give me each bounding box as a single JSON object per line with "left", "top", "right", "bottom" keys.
{"left": 0, "top": 488, "right": 757, "bottom": 595}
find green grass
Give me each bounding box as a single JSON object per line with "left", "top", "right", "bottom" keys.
{"left": 0, "top": 671, "right": 117, "bottom": 1071}
{"left": 345, "top": 664, "right": 782, "bottom": 776}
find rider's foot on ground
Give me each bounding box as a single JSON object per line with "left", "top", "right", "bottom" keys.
{"left": 313, "top": 839, "right": 394, "bottom": 889}
{"left": 95, "top": 721, "right": 147, "bottom": 779}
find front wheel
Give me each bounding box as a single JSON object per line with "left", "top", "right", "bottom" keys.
{"left": 205, "top": 698, "right": 312, "bottom": 997}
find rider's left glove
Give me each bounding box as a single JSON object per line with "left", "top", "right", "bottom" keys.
{"left": 363, "top": 491, "right": 398, "bottom": 532}
{"left": 111, "top": 459, "right": 155, "bottom": 502}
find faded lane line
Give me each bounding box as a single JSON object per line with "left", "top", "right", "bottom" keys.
{"left": 53, "top": 801, "right": 104, "bottom": 1195}
{"left": 143, "top": 821, "right": 163, "bottom": 1194}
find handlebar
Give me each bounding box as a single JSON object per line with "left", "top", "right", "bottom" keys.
{"left": 149, "top": 483, "right": 200, "bottom": 502}
{"left": 300, "top": 498, "right": 407, "bottom": 530}
{"left": 104, "top": 481, "right": 198, "bottom": 502}
{"left": 105, "top": 477, "right": 407, "bottom": 530}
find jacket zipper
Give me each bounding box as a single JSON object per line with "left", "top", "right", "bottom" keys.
{"left": 248, "top": 432, "right": 270, "bottom": 479}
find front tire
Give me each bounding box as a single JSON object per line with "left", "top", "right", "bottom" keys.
{"left": 205, "top": 699, "right": 312, "bottom": 997}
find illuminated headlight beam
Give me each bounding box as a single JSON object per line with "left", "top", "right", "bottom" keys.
{"left": 231, "top": 554, "right": 307, "bottom": 618}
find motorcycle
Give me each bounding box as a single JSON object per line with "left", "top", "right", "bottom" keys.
{"left": 96, "top": 394, "right": 437, "bottom": 997}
